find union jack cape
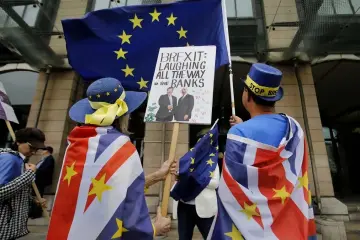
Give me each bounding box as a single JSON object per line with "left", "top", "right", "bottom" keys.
{"left": 207, "top": 115, "right": 317, "bottom": 240}
{"left": 47, "top": 126, "right": 154, "bottom": 240}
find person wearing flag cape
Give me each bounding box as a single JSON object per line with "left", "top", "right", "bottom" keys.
{"left": 207, "top": 63, "right": 317, "bottom": 240}
{"left": 0, "top": 128, "right": 47, "bottom": 240}
{"left": 171, "top": 124, "right": 220, "bottom": 240}
{"left": 47, "top": 78, "right": 174, "bottom": 240}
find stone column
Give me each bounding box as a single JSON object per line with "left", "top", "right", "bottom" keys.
{"left": 26, "top": 70, "right": 83, "bottom": 193}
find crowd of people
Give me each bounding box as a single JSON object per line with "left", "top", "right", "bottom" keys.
{"left": 0, "top": 63, "right": 314, "bottom": 240}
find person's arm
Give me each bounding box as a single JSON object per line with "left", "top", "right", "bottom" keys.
{"left": 144, "top": 159, "right": 177, "bottom": 190}
{"left": 0, "top": 170, "right": 35, "bottom": 202}
{"left": 158, "top": 95, "right": 166, "bottom": 107}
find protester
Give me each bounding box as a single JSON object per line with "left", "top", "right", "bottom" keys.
{"left": 208, "top": 63, "right": 317, "bottom": 239}
{"left": 35, "top": 146, "right": 55, "bottom": 197}
{"left": 171, "top": 127, "right": 220, "bottom": 240}
{"left": 47, "top": 78, "right": 172, "bottom": 239}
{"left": 0, "top": 128, "right": 47, "bottom": 240}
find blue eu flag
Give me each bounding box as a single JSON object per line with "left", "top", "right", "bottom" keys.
{"left": 171, "top": 124, "right": 219, "bottom": 202}
{"left": 62, "top": 0, "right": 229, "bottom": 91}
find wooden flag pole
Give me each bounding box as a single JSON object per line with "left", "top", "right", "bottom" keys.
{"left": 160, "top": 122, "right": 180, "bottom": 217}
{"left": 5, "top": 120, "right": 50, "bottom": 219}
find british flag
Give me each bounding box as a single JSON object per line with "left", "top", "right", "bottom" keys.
{"left": 207, "top": 116, "right": 317, "bottom": 240}
{"left": 47, "top": 126, "right": 153, "bottom": 240}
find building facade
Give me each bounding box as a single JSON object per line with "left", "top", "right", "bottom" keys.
{"left": 2, "top": 0, "right": 360, "bottom": 238}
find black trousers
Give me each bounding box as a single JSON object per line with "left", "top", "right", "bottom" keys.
{"left": 177, "top": 201, "right": 214, "bottom": 240}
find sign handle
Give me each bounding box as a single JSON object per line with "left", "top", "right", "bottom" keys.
{"left": 5, "top": 120, "right": 50, "bottom": 220}
{"left": 160, "top": 123, "right": 180, "bottom": 217}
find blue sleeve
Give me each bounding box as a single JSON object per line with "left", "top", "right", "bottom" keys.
{"left": 0, "top": 154, "right": 22, "bottom": 186}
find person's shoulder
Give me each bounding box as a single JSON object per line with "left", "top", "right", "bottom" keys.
{"left": 0, "top": 152, "right": 22, "bottom": 168}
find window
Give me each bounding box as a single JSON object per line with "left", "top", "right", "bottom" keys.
{"left": 225, "top": 0, "right": 254, "bottom": 18}
{"left": 317, "top": 0, "right": 360, "bottom": 15}
{"left": 93, "top": 0, "right": 161, "bottom": 10}
{"left": 0, "top": 0, "right": 60, "bottom": 39}
{"left": 93, "top": 0, "right": 254, "bottom": 18}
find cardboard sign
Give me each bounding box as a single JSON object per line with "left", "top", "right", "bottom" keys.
{"left": 0, "top": 82, "right": 19, "bottom": 124}
{"left": 144, "top": 46, "right": 216, "bottom": 125}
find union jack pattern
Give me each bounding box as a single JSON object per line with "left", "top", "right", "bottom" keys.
{"left": 208, "top": 115, "right": 317, "bottom": 240}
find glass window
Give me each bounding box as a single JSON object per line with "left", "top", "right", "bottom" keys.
{"left": 333, "top": 0, "right": 353, "bottom": 14}
{"left": 23, "top": 5, "right": 41, "bottom": 26}
{"left": 225, "top": 0, "right": 253, "bottom": 18}
{"left": 352, "top": 0, "right": 360, "bottom": 13}
{"left": 318, "top": 2, "right": 335, "bottom": 15}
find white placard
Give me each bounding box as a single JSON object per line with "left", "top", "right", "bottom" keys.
{"left": 144, "top": 46, "right": 216, "bottom": 125}
{"left": 0, "top": 82, "right": 19, "bottom": 124}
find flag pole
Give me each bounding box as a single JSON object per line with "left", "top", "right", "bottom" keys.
{"left": 160, "top": 122, "right": 180, "bottom": 216}
{"left": 5, "top": 120, "right": 50, "bottom": 220}
{"left": 211, "top": 119, "right": 219, "bottom": 130}
{"left": 221, "top": 0, "right": 236, "bottom": 116}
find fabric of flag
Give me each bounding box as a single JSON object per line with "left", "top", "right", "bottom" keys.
{"left": 47, "top": 126, "right": 153, "bottom": 240}
{"left": 61, "top": 0, "right": 229, "bottom": 91}
{"left": 207, "top": 116, "right": 317, "bottom": 240}
{"left": 171, "top": 124, "right": 219, "bottom": 202}
{"left": 0, "top": 82, "right": 18, "bottom": 124}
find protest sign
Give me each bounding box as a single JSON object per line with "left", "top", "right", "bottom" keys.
{"left": 144, "top": 46, "right": 216, "bottom": 125}
{"left": 0, "top": 82, "right": 18, "bottom": 124}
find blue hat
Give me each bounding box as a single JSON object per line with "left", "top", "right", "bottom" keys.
{"left": 244, "top": 63, "right": 283, "bottom": 101}
{"left": 69, "top": 77, "right": 147, "bottom": 126}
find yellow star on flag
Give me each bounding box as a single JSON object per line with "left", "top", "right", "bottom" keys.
{"left": 106, "top": 92, "right": 110, "bottom": 96}
{"left": 114, "top": 48, "right": 127, "bottom": 60}
{"left": 111, "top": 218, "right": 128, "bottom": 239}
{"left": 167, "top": 13, "right": 177, "bottom": 26}
{"left": 273, "top": 186, "right": 290, "bottom": 205}
{"left": 210, "top": 139, "right": 213, "bottom": 144}
{"left": 224, "top": 224, "right": 243, "bottom": 240}
{"left": 210, "top": 133, "right": 213, "bottom": 138}
{"left": 63, "top": 161, "right": 78, "bottom": 186}
{"left": 122, "top": 64, "right": 135, "bottom": 77}
{"left": 216, "top": 146, "right": 219, "bottom": 150}
{"left": 209, "top": 171, "right": 214, "bottom": 178}
{"left": 177, "top": 26, "right": 187, "bottom": 39}
{"left": 240, "top": 202, "right": 260, "bottom": 220}
{"left": 88, "top": 173, "right": 112, "bottom": 202}
{"left": 191, "top": 157, "right": 195, "bottom": 164}
{"left": 190, "top": 148, "right": 194, "bottom": 151}
{"left": 209, "top": 153, "right": 215, "bottom": 157}
{"left": 137, "top": 77, "right": 148, "bottom": 89}
{"left": 129, "top": 14, "right": 143, "bottom": 29}
{"left": 190, "top": 168, "right": 194, "bottom": 172}
{"left": 298, "top": 172, "right": 309, "bottom": 190}
{"left": 207, "top": 159, "right": 215, "bottom": 166}
{"left": 118, "top": 30, "right": 132, "bottom": 44}
{"left": 186, "top": 42, "right": 192, "bottom": 46}
{"left": 149, "top": 8, "right": 161, "bottom": 22}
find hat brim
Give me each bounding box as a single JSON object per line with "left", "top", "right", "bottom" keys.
{"left": 69, "top": 91, "right": 147, "bottom": 124}
{"left": 256, "top": 86, "right": 283, "bottom": 102}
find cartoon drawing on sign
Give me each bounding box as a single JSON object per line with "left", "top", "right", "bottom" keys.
{"left": 145, "top": 46, "right": 216, "bottom": 125}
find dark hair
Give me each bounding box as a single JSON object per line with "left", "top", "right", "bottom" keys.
{"left": 45, "top": 146, "right": 53, "bottom": 154}
{"left": 15, "top": 128, "right": 45, "bottom": 143}
{"left": 167, "top": 87, "right": 173, "bottom": 91}
{"left": 245, "top": 85, "right": 276, "bottom": 107}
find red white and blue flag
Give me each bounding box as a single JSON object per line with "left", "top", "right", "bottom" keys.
{"left": 47, "top": 126, "right": 154, "bottom": 240}
{"left": 207, "top": 116, "right": 317, "bottom": 240}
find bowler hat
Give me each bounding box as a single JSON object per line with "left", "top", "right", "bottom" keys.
{"left": 244, "top": 63, "right": 283, "bottom": 101}
{"left": 69, "top": 78, "right": 147, "bottom": 126}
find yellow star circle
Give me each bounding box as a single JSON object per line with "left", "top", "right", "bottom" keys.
{"left": 137, "top": 77, "right": 148, "bottom": 89}
{"left": 121, "top": 64, "right": 135, "bottom": 77}
{"left": 114, "top": 48, "right": 128, "bottom": 60}
{"left": 118, "top": 30, "right": 132, "bottom": 44}
{"left": 167, "top": 13, "right": 177, "bottom": 26}
{"left": 177, "top": 26, "right": 187, "bottom": 39}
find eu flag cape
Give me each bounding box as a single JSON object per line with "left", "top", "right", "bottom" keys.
{"left": 47, "top": 126, "right": 153, "bottom": 240}
{"left": 207, "top": 116, "right": 317, "bottom": 240}
{"left": 171, "top": 124, "right": 218, "bottom": 202}
{"left": 62, "top": 0, "right": 229, "bottom": 91}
